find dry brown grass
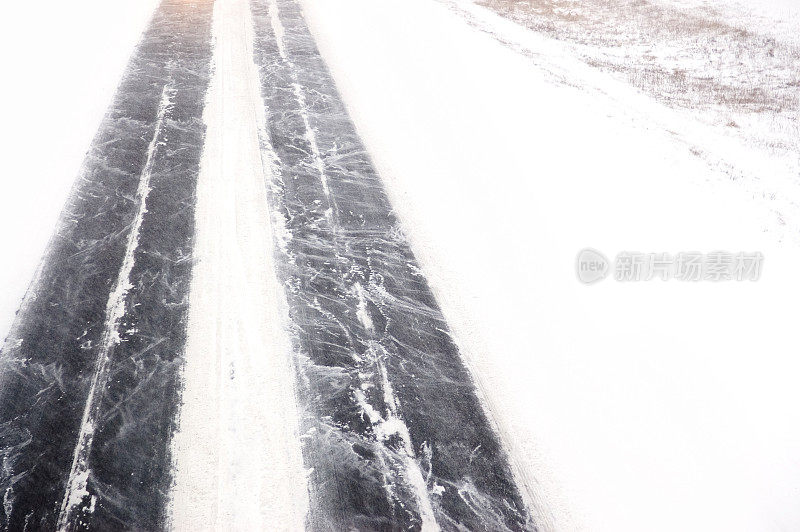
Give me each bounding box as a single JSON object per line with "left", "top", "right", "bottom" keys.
{"left": 477, "top": 0, "right": 800, "bottom": 115}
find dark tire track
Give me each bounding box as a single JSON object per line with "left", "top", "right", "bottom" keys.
{"left": 250, "top": 0, "right": 536, "bottom": 529}
{"left": 0, "top": 1, "right": 213, "bottom": 529}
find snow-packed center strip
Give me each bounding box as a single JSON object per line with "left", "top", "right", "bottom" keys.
{"left": 168, "top": 0, "right": 307, "bottom": 526}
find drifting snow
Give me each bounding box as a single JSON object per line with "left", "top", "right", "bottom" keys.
{"left": 300, "top": 0, "right": 800, "bottom": 529}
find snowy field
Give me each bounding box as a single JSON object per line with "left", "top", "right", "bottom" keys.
{"left": 2, "top": 0, "right": 799, "bottom": 529}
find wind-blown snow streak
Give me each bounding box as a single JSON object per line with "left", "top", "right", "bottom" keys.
{"left": 57, "top": 81, "right": 175, "bottom": 530}
{"left": 267, "top": 0, "right": 331, "bottom": 203}
{"left": 354, "top": 283, "right": 439, "bottom": 530}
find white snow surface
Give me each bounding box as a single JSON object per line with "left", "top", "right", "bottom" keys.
{"left": 0, "top": 0, "right": 160, "bottom": 341}
{"left": 2, "top": 0, "right": 799, "bottom": 530}
{"left": 693, "top": 0, "right": 800, "bottom": 41}
{"left": 169, "top": 0, "right": 307, "bottom": 527}
{"left": 299, "top": 0, "right": 800, "bottom": 530}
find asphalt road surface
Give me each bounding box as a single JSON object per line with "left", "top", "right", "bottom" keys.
{"left": 0, "top": 0, "right": 534, "bottom": 529}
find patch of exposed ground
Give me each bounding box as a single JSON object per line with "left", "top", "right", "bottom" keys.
{"left": 476, "top": 0, "right": 800, "bottom": 152}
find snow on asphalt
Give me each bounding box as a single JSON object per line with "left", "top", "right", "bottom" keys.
{"left": 300, "top": 0, "right": 800, "bottom": 529}
{"left": 0, "top": 0, "right": 160, "bottom": 342}
{"left": 2, "top": 0, "right": 799, "bottom": 529}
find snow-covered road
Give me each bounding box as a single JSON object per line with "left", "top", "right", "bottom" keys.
{"left": 2, "top": 0, "right": 799, "bottom": 529}
{"left": 1, "top": 0, "right": 534, "bottom": 529}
